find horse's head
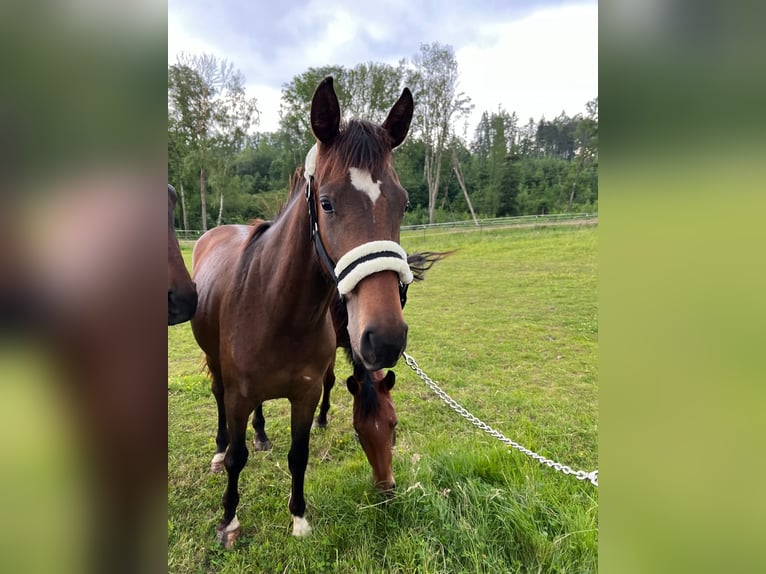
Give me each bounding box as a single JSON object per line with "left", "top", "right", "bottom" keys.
{"left": 308, "top": 77, "right": 414, "bottom": 371}
{"left": 347, "top": 370, "right": 398, "bottom": 493}
{"left": 168, "top": 184, "right": 197, "bottom": 325}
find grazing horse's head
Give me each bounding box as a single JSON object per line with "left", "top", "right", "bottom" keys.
{"left": 347, "top": 370, "right": 398, "bottom": 493}
{"left": 167, "top": 184, "right": 197, "bottom": 325}
{"left": 307, "top": 77, "right": 414, "bottom": 371}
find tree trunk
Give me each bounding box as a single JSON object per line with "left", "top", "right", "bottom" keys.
{"left": 216, "top": 191, "right": 224, "bottom": 227}
{"left": 425, "top": 150, "right": 442, "bottom": 225}
{"left": 199, "top": 167, "right": 207, "bottom": 232}
{"left": 568, "top": 156, "right": 585, "bottom": 212}
{"left": 452, "top": 151, "right": 479, "bottom": 225}
{"left": 179, "top": 182, "right": 189, "bottom": 235}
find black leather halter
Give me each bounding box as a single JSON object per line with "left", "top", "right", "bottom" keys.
{"left": 304, "top": 174, "right": 410, "bottom": 308}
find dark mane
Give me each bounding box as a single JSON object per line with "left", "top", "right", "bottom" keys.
{"left": 241, "top": 219, "right": 272, "bottom": 254}
{"left": 236, "top": 167, "right": 306, "bottom": 289}
{"left": 240, "top": 167, "right": 306, "bottom": 253}
{"left": 358, "top": 371, "right": 380, "bottom": 417}
{"left": 317, "top": 119, "right": 391, "bottom": 181}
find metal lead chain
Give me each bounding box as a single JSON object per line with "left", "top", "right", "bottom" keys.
{"left": 402, "top": 352, "right": 598, "bottom": 487}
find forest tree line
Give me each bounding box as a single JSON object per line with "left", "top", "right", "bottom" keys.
{"left": 168, "top": 43, "right": 597, "bottom": 231}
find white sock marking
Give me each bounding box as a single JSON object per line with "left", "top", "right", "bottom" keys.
{"left": 211, "top": 452, "right": 225, "bottom": 465}
{"left": 224, "top": 515, "right": 240, "bottom": 533}
{"left": 292, "top": 515, "right": 312, "bottom": 537}
{"left": 349, "top": 168, "right": 382, "bottom": 204}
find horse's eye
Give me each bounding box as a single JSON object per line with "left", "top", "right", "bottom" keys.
{"left": 319, "top": 198, "right": 334, "bottom": 213}
{"left": 404, "top": 201, "right": 411, "bottom": 213}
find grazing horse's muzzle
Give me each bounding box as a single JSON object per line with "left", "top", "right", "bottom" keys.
{"left": 378, "top": 480, "right": 396, "bottom": 496}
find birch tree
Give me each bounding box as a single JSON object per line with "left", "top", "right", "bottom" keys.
{"left": 407, "top": 43, "right": 473, "bottom": 224}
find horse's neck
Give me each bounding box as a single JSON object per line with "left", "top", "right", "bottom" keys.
{"left": 245, "top": 193, "right": 334, "bottom": 327}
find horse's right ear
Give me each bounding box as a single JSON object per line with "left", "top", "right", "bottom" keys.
{"left": 311, "top": 76, "right": 341, "bottom": 145}
{"left": 346, "top": 376, "right": 358, "bottom": 395}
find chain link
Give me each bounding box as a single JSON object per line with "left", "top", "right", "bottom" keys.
{"left": 402, "top": 352, "right": 598, "bottom": 487}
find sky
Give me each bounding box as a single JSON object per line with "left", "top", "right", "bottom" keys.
{"left": 168, "top": 0, "right": 597, "bottom": 137}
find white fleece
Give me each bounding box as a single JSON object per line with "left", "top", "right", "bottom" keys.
{"left": 304, "top": 144, "right": 317, "bottom": 177}
{"left": 334, "top": 240, "right": 414, "bottom": 296}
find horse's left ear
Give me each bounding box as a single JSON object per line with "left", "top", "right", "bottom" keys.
{"left": 382, "top": 88, "right": 414, "bottom": 149}
{"left": 311, "top": 76, "right": 341, "bottom": 145}
{"left": 383, "top": 370, "right": 395, "bottom": 390}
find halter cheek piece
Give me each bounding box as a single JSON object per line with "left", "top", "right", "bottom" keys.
{"left": 303, "top": 145, "right": 413, "bottom": 307}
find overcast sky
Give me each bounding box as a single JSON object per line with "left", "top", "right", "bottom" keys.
{"left": 168, "top": 0, "right": 597, "bottom": 137}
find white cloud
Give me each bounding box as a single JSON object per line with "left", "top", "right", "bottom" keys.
{"left": 168, "top": 1, "right": 598, "bottom": 137}
{"left": 457, "top": 3, "right": 598, "bottom": 134}
{"left": 167, "top": 14, "right": 222, "bottom": 64}
{"left": 248, "top": 84, "right": 283, "bottom": 133}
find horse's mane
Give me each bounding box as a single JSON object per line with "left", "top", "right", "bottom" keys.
{"left": 315, "top": 119, "right": 391, "bottom": 181}
{"left": 358, "top": 371, "right": 380, "bottom": 417}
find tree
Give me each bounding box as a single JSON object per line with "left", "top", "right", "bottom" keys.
{"left": 406, "top": 43, "right": 473, "bottom": 224}
{"left": 279, "top": 62, "right": 407, "bottom": 162}
{"left": 168, "top": 53, "right": 258, "bottom": 231}
{"left": 568, "top": 98, "right": 598, "bottom": 210}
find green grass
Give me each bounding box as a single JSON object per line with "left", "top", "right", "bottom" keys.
{"left": 168, "top": 223, "right": 598, "bottom": 573}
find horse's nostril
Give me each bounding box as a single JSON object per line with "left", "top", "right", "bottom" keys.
{"left": 360, "top": 326, "right": 407, "bottom": 369}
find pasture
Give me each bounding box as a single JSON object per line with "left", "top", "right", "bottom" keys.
{"left": 168, "top": 223, "right": 598, "bottom": 573}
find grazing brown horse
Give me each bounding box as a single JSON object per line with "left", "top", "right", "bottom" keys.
{"left": 167, "top": 184, "right": 197, "bottom": 325}
{"left": 191, "top": 77, "right": 414, "bottom": 547}
{"left": 251, "top": 251, "right": 450, "bottom": 492}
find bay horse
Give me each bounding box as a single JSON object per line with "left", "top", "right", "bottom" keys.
{"left": 250, "top": 251, "right": 450, "bottom": 492}
{"left": 191, "top": 77, "right": 414, "bottom": 547}
{"left": 167, "top": 184, "right": 197, "bottom": 325}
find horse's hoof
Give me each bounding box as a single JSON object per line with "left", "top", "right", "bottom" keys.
{"left": 312, "top": 418, "right": 328, "bottom": 429}
{"left": 292, "top": 515, "right": 312, "bottom": 537}
{"left": 253, "top": 438, "right": 272, "bottom": 451}
{"left": 210, "top": 452, "right": 225, "bottom": 473}
{"left": 216, "top": 516, "right": 240, "bottom": 549}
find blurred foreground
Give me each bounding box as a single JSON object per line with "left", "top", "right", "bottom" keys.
{"left": 0, "top": 3, "right": 167, "bottom": 573}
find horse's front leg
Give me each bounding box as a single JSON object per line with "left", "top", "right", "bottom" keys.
{"left": 288, "top": 392, "right": 321, "bottom": 537}
{"left": 252, "top": 403, "right": 272, "bottom": 451}
{"left": 216, "top": 399, "right": 250, "bottom": 549}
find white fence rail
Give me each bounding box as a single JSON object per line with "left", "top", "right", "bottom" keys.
{"left": 175, "top": 213, "right": 597, "bottom": 241}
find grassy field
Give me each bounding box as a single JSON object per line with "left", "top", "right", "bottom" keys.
{"left": 168, "top": 223, "right": 598, "bottom": 573}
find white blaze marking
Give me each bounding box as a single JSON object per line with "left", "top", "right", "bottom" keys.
{"left": 292, "top": 515, "right": 312, "bottom": 537}
{"left": 349, "top": 167, "right": 382, "bottom": 204}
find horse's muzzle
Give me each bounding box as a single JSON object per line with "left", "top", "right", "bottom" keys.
{"left": 359, "top": 323, "right": 408, "bottom": 370}
{"left": 168, "top": 288, "right": 198, "bottom": 325}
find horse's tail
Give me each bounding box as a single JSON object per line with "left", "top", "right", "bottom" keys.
{"left": 406, "top": 251, "right": 455, "bottom": 282}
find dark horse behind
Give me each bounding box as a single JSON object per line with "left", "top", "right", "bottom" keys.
{"left": 167, "top": 184, "right": 197, "bottom": 325}
{"left": 191, "top": 77, "right": 414, "bottom": 547}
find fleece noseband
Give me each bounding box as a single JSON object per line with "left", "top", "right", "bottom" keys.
{"left": 304, "top": 144, "right": 413, "bottom": 306}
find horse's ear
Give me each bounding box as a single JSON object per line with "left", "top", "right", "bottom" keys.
{"left": 383, "top": 370, "right": 395, "bottom": 390}
{"left": 382, "top": 87, "right": 414, "bottom": 149}
{"left": 346, "top": 375, "right": 358, "bottom": 395}
{"left": 311, "top": 76, "right": 341, "bottom": 145}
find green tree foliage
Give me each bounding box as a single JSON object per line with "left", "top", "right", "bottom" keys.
{"left": 168, "top": 48, "right": 597, "bottom": 230}
{"left": 407, "top": 42, "right": 473, "bottom": 224}
{"left": 168, "top": 53, "right": 258, "bottom": 230}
